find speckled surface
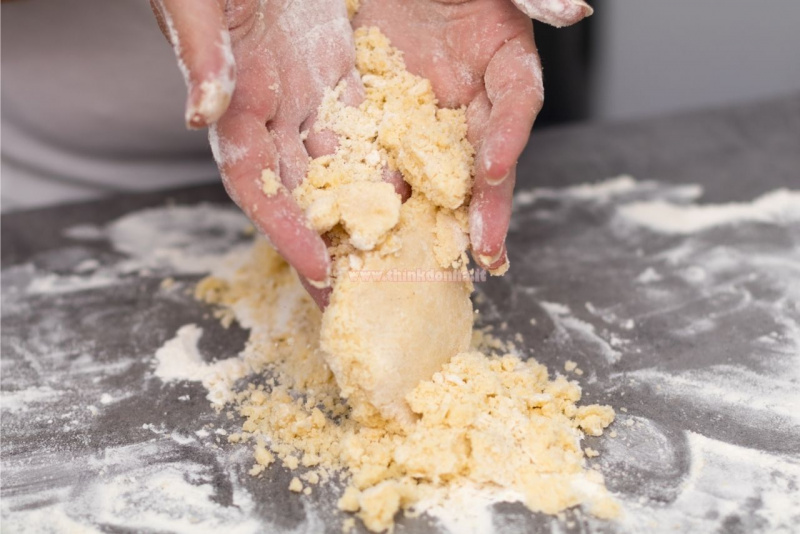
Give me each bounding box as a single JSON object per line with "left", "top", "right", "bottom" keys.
{"left": 2, "top": 95, "right": 799, "bottom": 533}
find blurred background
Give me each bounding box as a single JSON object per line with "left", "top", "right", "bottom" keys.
{"left": 2, "top": 0, "right": 800, "bottom": 211}
{"left": 536, "top": 0, "right": 800, "bottom": 125}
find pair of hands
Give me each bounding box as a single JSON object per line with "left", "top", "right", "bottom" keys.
{"left": 151, "top": 0, "right": 592, "bottom": 303}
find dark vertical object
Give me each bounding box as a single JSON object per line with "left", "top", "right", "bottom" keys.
{"left": 532, "top": 3, "right": 596, "bottom": 127}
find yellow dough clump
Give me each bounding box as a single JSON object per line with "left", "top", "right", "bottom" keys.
{"left": 293, "top": 27, "right": 477, "bottom": 426}
{"left": 197, "top": 243, "right": 618, "bottom": 532}
{"left": 193, "top": 26, "right": 618, "bottom": 533}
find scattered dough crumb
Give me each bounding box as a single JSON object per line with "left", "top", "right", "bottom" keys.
{"left": 564, "top": 360, "right": 578, "bottom": 372}
{"left": 289, "top": 477, "right": 303, "bottom": 493}
{"left": 254, "top": 444, "right": 274, "bottom": 467}
{"left": 284, "top": 455, "right": 299, "bottom": 470}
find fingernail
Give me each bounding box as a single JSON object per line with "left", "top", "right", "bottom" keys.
{"left": 485, "top": 171, "right": 509, "bottom": 187}
{"left": 477, "top": 248, "right": 504, "bottom": 268}
{"left": 307, "top": 276, "right": 331, "bottom": 290}
{"left": 307, "top": 261, "right": 332, "bottom": 289}
{"left": 488, "top": 255, "right": 510, "bottom": 276}
{"left": 185, "top": 79, "right": 232, "bottom": 129}
{"left": 573, "top": 0, "right": 594, "bottom": 16}
{"left": 187, "top": 110, "right": 205, "bottom": 129}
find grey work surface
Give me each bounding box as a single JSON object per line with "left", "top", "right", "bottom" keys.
{"left": 2, "top": 94, "right": 799, "bottom": 533}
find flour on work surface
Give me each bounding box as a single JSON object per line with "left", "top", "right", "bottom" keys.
{"left": 153, "top": 324, "right": 250, "bottom": 406}
{"left": 617, "top": 188, "right": 800, "bottom": 234}
{"left": 8, "top": 175, "right": 799, "bottom": 532}
{"left": 186, "top": 240, "right": 617, "bottom": 532}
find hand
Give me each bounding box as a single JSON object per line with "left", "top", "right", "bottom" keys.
{"left": 151, "top": 0, "right": 364, "bottom": 305}
{"left": 353, "top": 0, "right": 592, "bottom": 272}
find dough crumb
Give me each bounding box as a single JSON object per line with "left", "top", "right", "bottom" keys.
{"left": 564, "top": 360, "right": 578, "bottom": 372}
{"left": 338, "top": 487, "right": 361, "bottom": 513}
{"left": 289, "top": 477, "right": 303, "bottom": 493}
{"left": 260, "top": 169, "right": 282, "bottom": 196}
{"left": 254, "top": 444, "right": 274, "bottom": 467}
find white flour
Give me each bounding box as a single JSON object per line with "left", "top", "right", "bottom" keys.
{"left": 154, "top": 324, "right": 207, "bottom": 381}
{"left": 618, "top": 189, "right": 800, "bottom": 234}
{"left": 617, "top": 364, "right": 800, "bottom": 426}
{"left": 106, "top": 204, "right": 250, "bottom": 276}
{"left": 541, "top": 301, "right": 623, "bottom": 364}
{"left": 1, "top": 442, "right": 265, "bottom": 534}
{"left": 153, "top": 324, "right": 251, "bottom": 406}
{"left": 613, "top": 432, "right": 800, "bottom": 533}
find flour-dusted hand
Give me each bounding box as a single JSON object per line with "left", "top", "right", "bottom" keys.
{"left": 151, "top": 0, "right": 365, "bottom": 302}
{"left": 353, "top": 0, "right": 592, "bottom": 273}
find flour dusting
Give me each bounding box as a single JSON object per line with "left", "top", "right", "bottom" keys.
{"left": 618, "top": 188, "right": 800, "bottom": 234}
{"left": 4, "top": 176, "right": 799, "bottom": 533}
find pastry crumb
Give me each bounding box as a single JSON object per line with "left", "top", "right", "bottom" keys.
{"left": 260, "top": 169, "right": 282, "bottom": 196}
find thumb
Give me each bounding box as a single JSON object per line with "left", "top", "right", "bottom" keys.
{"left": 151, "top": 0, "right": 235, "bottom": 128}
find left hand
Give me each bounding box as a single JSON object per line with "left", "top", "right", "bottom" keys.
{"left": 353, "top": 0, "right": 592, "bottom": 272}
{"left": 151, "top": 0, "right": 370, "bottom": 308}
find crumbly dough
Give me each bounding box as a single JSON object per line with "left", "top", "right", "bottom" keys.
{"left": 196, "top": 244, "right": 617, "bottom": 531}
{"left": 322, "top": 195, "right": 473, "bottom": 427}
{"left": 293, "top": 27, "right": 476, "bottom": 424}
{"left": 193, "top": 26, "right": 618, "bottom": 533}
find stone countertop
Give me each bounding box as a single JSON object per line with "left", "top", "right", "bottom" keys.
{"left": 2, "top": 94, "right": 799, "bottom": 533}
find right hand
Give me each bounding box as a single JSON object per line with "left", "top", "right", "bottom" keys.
{"left": 150, "top": 0, "right": 366, "bottom": 305}
{"left": 352, "top": 0, "right": 592, "bottom": 274}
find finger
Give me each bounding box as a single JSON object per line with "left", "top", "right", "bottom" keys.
{"left": 270, "top": 125, "right": 311, "bottom": 191}
{"left": 155, "top": 0, "right": 234, "bottom": 129}
{"left": 510, "top": 0, "right": 593, "bottom": 27}
{"left": 303, "top": 68, "right": 364, "bottom": 158}
{"left": 384, "top": 168, "right": 411, "bottom": 201}
{"left": 211, "top": 112, "right": 330, "bottom": 286}
{"left": 480, "top": 33, "right": 543, "bottom": 185}
{"left": 469, "top": 165, "right": 516, "bottom": 273}
{"left": 299, "top": 276, "right": 332, "bottom": 310}
{"left": 467, "top": 34, "right": 542, "bottom": 266}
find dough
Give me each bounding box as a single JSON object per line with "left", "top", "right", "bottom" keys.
{"left": 321, "top": 195, "right": 473, "bottom": 427}
{"left": 294, "top": 27, "right": 476, "bottom": 424}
